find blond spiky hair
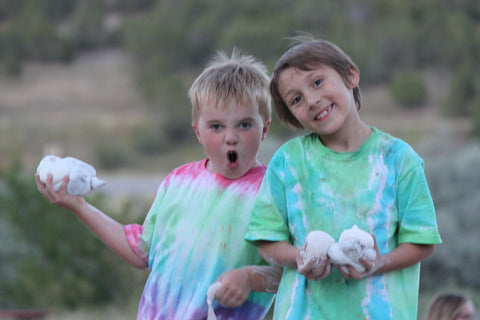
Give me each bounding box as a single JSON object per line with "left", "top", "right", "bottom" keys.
{"left": 188, "top": 48, "right": 271, "bottom": 124}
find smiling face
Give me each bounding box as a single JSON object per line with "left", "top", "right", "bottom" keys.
{"left": 277, "top": 64, "right": 359, "bottom": 138}
{"left": 192, "top": 97, "right": 270, "bottom": 180}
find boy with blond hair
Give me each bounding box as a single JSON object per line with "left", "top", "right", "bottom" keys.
{"left": 36, "top": 49, "right": 280, "bottom": 319}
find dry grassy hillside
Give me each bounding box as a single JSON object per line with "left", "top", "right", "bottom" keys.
{"left": 0, "top": 50, "right": 152, "bottom": 168}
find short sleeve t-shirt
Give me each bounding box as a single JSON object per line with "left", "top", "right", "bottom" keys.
{"left": 245, "top": 128, "right": 441, "bottom": 320}
{"left": 126, "top": 159, "right": 274, "bottom": 320}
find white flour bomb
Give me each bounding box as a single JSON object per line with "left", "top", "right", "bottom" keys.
{"left": 304, "top": 230, "right": 335, "bottom": 260}
{"left": 37, "top": 155, "right": 106, "bottom": 196}
{"left": 206, "top": 282, "right": 222, "bottom": 320}
{"left": 328, "top": 225, "right": 376, "bottom": 274}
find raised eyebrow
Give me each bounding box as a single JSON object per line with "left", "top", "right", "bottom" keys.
{"left": 309, "top": 69, "right": 326, "bottom": 80}
{"left": 205, "top": 120, "right": 223, "bottom": 127}
{"left": 238, "top": 117, "right": 255, "bottom": 124}
{"left": 205, "top": 118, "right": 222, "bottom": 124}
{"left": 283, "top": 89, "right": 300, "bottom": 104}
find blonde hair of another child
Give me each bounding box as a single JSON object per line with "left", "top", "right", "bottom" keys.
{"left": 188, "top": 49, "right": 272, "bottom": 125}
{"left": 423, "top": 291, "right": 474, "bottom": 320}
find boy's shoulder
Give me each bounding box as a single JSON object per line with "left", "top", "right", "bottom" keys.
{"left": 274, "top": 133, "right": 319, "bottom": 156}
{"left": 167, "top": 159, "right": 207, "bottom": 179}
{"left": 370, "top": 127, "right": 418, "bottom": 154}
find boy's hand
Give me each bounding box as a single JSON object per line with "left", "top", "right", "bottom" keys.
{"left": 214, "top": 269, "right": 251, "bottom": 308}
{"left": 297, "top": 246, "right": 332, "bottom": 280}
{"left": 35, "top": 173, "right": 85, "bottom": 211}
{"left": 335, "top": 234, "right": 382, "bottom": 280}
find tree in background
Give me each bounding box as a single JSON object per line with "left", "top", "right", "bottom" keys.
{"left": 1, "top": 0, "right": 480, "bottom": 136}
{"left": 421, "top": 144, "right": 480, "bottom": 291}
{"left": 0, "top": 160, "right": 145, "bottom": 309}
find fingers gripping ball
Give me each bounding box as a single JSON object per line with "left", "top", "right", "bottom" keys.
{"left": 37, "top": 155, "right": 106, "bottom": 196}
{"left": 327, "top": 225, "right": 376, "bottom": 274}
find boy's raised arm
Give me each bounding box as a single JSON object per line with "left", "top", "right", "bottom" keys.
{"left": 35, "top": 174, "right": 148, "bottom": 269}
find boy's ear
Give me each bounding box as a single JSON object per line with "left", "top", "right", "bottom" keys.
{"left": 261, "top": 120, "right": 271, "bottom": 141}
{"left": 192, "top": 122, "right": 202, "bottom": 143}
{"left": 347, "top": 67, "right": 360, "bottom": 89}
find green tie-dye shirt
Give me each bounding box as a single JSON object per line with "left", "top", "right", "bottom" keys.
{"left": 245, "top": 127, "right": 441, "bottom": 320}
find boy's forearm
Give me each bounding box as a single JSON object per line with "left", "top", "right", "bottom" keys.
{"left": 373, "top": 242, "right": 434, "bottom": 275}
{"left": 36, "top": 174, "right": 148, "bottom": 269}
{"left": 258, "top": 241, "right": 298, "bottom": 269}
{"left": 244, "top": 265, "right": 283, "bottom": 293}
{"left": 73, "top": 202, "right": 148, "bottom": 269}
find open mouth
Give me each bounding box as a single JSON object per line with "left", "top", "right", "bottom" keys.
{"left": 227, "top": 151, "right": 238, "bottom": 164}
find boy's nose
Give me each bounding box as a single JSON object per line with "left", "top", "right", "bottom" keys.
{"left": 307, "top": 94, "right": 321, "bottom": 110}
{"left": 225, "top": 129, "right": 238, "bottom": 144}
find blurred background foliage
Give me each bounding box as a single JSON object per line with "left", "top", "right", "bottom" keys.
{"left": 1, "top": 0, "right": 480, "bottom": 316}
{"left": 0, "top": 159, "right": 148, "bottom": 309}
{"left": 1, "top": 0, "right": 480, "bottom": 138}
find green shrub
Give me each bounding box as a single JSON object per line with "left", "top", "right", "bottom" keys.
{"left": 1, "top": 51, "right": 22, "bottom": 76}
{"left": 96, "top": 145, "right": 131, "bottom": 171}
{"left": 389, "top": 71, "right": 428, "bottom": 108}
{"left": 421, "top": 144, "right": 480, "bottom": 291}
{"left": 471, "top": 97, "right": 480, "bottom": 138}
{"left": 0, "top": 160, "right": 140, "bottom": 309}
{"left": 132, "top": 123, "right": 168, "bottom": 155}
{"left": 69, "top": 0, "right": 105, "bottom": 50}
{"left": 445, "top": 64, "right": 476, "bottom": 117}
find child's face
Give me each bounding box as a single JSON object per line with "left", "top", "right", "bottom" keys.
{"left": 192, "top": 98, "right": 269, "bottom": 180}
{"left": 456, "top": 300, "right": 477, "bottom": 320}
{"left": 277, "top": 64, "right": 359, "bottom": 136}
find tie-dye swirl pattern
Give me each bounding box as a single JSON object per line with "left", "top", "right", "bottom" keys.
{"left": 125, "top": 159, "right": 275, "bottom": 319}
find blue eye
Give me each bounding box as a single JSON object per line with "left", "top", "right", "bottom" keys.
{"left": 211, "top": 124, "right": 222, "bottom": 130}
{"left": 313, "top": 79, "right": 323, "bottom": 87}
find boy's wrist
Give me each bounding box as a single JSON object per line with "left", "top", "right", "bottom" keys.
{"left": 370, "top": 254, "right": 384, "bottom": 276}
{"left": 243, "top": 267, "right": 254, "bottom": 290}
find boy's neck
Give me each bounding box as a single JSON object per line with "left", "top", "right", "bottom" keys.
{"left": 205, "top": 158, "right": 263, "bottom": 178}
{"left": 319, "top": 121, "right": 372, "bottom": 152}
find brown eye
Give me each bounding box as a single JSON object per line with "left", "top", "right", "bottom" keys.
{"left": 239, "top": 122, "right": 251, "bottom": 129}
{"left": 313, "top": 79, "right": 323, "bottom": 87}
{"left": 291, "top": 96, "right": 301, "bottom": 105}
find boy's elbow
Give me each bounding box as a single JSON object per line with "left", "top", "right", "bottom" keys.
{"left": 422, "top": 244, "right": 435, "bottom": 260}
{"left": 127, "top": 255, "right": 149, "bottom": 269}
{"left": 132, "top": 260, "right": 149, "bottom": 270}
{"left": 136, "top": 255, "right": 150, "bottom": 269}
{"left": 257, "top": 241, "right": 273, "bottom": 263}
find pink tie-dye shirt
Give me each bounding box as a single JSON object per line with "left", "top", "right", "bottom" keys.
{"left": 125, "top": 159, "right": 275, "bottom": 320}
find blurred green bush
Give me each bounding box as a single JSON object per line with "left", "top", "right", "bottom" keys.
{"left": 389, "top": 71, "right": 427, "bottom": 108}
{"left": 0, "top": 160, "right": 143, "bottom": 309}
{"left": 421, "top": 144, "right": 480, "bottom": 291}
{"left": 1, "top": 0, "right": 480, "bottom": 139}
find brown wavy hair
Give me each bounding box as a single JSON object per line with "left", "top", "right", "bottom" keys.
{"left": 270, "top": 35, "right": 362, "bottom": 129}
